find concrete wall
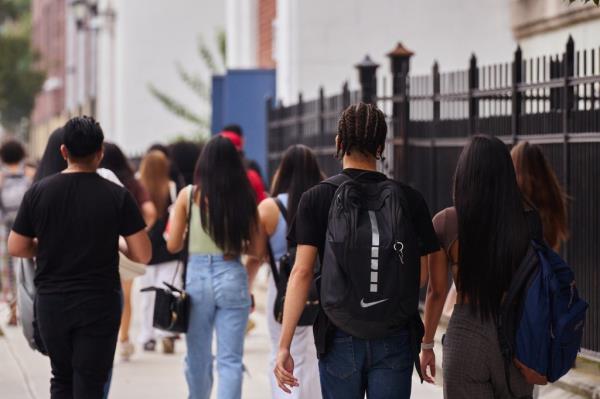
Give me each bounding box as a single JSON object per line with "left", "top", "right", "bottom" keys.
{"left": 274, "top": 0, "right": 516, "bottom": 104}
{"left": 97, "top": 0, "right": 225, "bottom": 153}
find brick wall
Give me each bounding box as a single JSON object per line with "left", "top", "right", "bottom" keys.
{"left": 258, "top": 0, "right": 276, "bottom": 68}
{"left": 31, "top": 0, "right": 66, "bottom": 127}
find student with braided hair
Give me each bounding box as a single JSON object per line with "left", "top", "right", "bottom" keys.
{"left": 274, "top": 103, "right": 439, "bottom": 399}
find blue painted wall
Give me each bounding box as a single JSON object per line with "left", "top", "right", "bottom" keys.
{"left": 211, "top": 69, "right": 276, "bottom": 179}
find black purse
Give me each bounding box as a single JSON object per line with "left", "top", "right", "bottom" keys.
{"left": 267, "top": 198, "right": 320, "bottom": 326}
{"left": 141, "top": 185, "right": 194, "bottom": 333}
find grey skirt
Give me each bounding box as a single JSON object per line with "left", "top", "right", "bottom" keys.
{"left": 442, "top": 304, "right": 533, "bottom": 399}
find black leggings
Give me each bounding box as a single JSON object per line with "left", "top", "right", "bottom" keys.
{"left": 36, "top": 290, "right": 121, "bottom": 399}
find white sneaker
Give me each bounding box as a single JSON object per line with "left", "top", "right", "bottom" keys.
{"left": 120, "top": 341, "right": 135, "bottom": 361}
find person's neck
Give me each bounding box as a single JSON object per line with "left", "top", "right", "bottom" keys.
{"left": 5, "top": 163, "right": 22, "bottom": 173}
{"left": 63, "top": 162, "right": 97, "bottom": 174}
{"left": 342, "top": 154, "right": 378, "bottom": 172}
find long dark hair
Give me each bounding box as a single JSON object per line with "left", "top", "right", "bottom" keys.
{"left": 511, "top": 141, "right": 568, "bottom": 250}
{"left": 100, "top": 142, "right": 136, "bottom": 191}
{"left": 34, "top": 128, "right": 67, "bottom": 182}
{"left": 271, "top": 145, "right": 325, "bottom": 222}
{"left": 454, "top": 135, "right": 529, "bottom": 320}
{"left": 194, "top": 136, "right": 257, "bottom": 254}
{"left": 169, "top": 140, "right": 203, "bottom": 185}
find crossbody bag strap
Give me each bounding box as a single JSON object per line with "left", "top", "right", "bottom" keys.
{"left": 273, "top": 197, "right": 288, "bottom": 223}
{"left": 267, "top": 241, "right": 281, "bottom": 287}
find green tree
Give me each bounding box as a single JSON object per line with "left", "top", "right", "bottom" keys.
{"left": 148, "top": 30, "right": 226, "bottom": 141}
{"left": 0, "top": 0, "right": 45, "bottom": 135}
{"left": 569, "top": 0, "right": 600, "bottom": 4}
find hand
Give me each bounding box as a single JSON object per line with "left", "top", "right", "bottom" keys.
{"left": 420, "top": 348, "right": 436, "bottom": 384}
{"left": 274, "top": 348, "right": 298, "bottom": 393}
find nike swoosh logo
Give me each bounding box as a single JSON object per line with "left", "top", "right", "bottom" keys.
{"left": 360, "top": 298, "right": 389, "bottom": 308}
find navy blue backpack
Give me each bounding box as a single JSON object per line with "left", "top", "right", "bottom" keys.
{"left": 498, "top": 238, "right": 589, "bottom": 395}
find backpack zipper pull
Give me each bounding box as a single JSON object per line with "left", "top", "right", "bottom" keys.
{"left": 394, "top": 241, "right": 405, "bottom": 264}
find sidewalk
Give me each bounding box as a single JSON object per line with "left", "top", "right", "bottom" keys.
{"left": 0, "top": 267, "right": 442, "bottom": 398}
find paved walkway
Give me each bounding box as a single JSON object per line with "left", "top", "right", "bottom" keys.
{"left": 0, "top": 268, "right": 443, "bottom": 399}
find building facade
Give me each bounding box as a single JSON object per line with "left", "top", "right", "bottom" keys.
{"left": 30, "top": 0, "right": 67, "bottom": 156}
{"left": 511, "top": 0, "right": 600, "bottom": 56}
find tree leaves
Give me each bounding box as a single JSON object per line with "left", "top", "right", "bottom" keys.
{"left": 568, "top": 0, "right": 600, "bottom": 5}
{"left": 0, "top": 0, "right": 45, "bottom": 133}
{"left": 148, "top": 30, "right": 225, "bottom": 140}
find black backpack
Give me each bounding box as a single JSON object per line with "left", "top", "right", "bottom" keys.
{"left": 267, "top": 197, "right": 320, "bottom": 326}
{"left": 320, "top": 173, "right": 422, "bottom": 339}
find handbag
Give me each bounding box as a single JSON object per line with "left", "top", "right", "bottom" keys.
{"left": 267, "top": 197, "right": 320, "bottom": 326}
{"left": 141, "top": 185, "right": 194, "bottom": 333}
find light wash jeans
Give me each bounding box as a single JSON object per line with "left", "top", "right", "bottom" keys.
{"left": 185, "top": 254, "right": 251, "bottom": 399}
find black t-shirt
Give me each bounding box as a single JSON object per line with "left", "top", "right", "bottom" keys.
{"left": 148, "top": 196, "right": 180, "bottom": 265}
{"left": 287, "top": 168, "right": 440, "bottom": 356}
{"left": 12, "top": 172, "right": 146, "bottom": 294}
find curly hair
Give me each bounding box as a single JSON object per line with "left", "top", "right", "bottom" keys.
{"left": 336, "top": 102, "right": 387, "bottom": 160}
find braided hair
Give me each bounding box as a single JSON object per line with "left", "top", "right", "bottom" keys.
{"left": 336, "top": 102, "right": 387, "bottom": 160}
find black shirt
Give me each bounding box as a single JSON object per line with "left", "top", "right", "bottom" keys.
{"left": 148, "top": 196, "right": 180, "bottom": 265}
{"left": 12, "top": 172, "right": 146, "bottom": 294}
{"left": 288, "top": 168, "right": 440, "bottom": 356}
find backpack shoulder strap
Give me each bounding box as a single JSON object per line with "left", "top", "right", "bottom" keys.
{"left": 273, "top": 197, "right": 288, "bottom": 223}
{"left": 320, "top": 173, "right": 351, "bottom": 189}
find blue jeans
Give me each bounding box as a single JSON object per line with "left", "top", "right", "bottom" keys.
{"left": 185, "top": 255, "right": 251, "bottom": 399}
{"left": 319, "top": 329, "right": 413, "bottom": 399}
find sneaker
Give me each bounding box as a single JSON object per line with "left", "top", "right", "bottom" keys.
{"left": 143, "top": 339, "right": 156, "bottom": 352}
{"left": 162, "top": 337, "right": 175, "bottom": 354}
{"left": 120, "top": 341, "right": 135, "bottom": 361}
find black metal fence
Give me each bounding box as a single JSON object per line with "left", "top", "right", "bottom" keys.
{"left": 267, "top": 37, "right": 600, "bottom": 358}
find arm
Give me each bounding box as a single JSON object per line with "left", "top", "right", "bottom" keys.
{"left": 8, "top": 231, "right": 37, "bottom": 258}
{"left": 420, "top": 255, "right": 429, "bottom": 287}
{"left": 141, "top": 201, "right": 157, "bottom": 229}
{"left": 420, "top": 249, "right": 449, "bottom": 383}
{"left": 274, "top": 244, "right": 317, "bottom": 392}
{"left": 245, "top": 215, "right": 266, "bottom": 289}
{"left": 122, "top": 230, "right": 152, "bottom": 264}
{"left": 167, "top": 188, "right": 190, "bottom": 254}
{"left": 245, "top": 199, "right": 278, "bottom": 289}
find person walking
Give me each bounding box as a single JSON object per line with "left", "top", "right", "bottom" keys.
{"left": 420, "top": 135, "right": 534, "bottom": 398}
{"left": 101, "top": 142, "right": 157, "bottom": 361}
{"left": 247, "top": 144, "right": 324, "bottom": 399}
{"left": 0, "top": 139, "right": 30, "bottom": 326}
{"left": 137, "top": 150, "right": 181, "bottom": 354}
{"left": 274, "top": 103, "right": 439, "bottom": 399}
{"left": 8, "top": 116, "right": 151, "bottom": 399}
{"left": 167, "top": 135, "right": 264, "bottom": 399}
{"left": 511, "top": 141, "right": 568, "bottom": 252}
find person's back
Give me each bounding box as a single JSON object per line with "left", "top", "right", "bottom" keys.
{"left": 8, "top": 116, "right": 151, "bottom": 399}
{"left": 275, "top": 103, "right": 439, "bottom": 399}
{"left": 0, "top": 139, "right": 30, "bottom": 326}
{"left": 22, "top": 173, "right": 142, "bottom": 293}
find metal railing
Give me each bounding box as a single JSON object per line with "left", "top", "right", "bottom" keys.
{"left": 267, "top": 37, "right": 600, "bottom": 358}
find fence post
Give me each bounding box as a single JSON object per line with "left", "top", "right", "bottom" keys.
{"left": 468, "top": 54, "right": 479, "bottom": 135}
{"left": 297, "top": 92, "right": 304, "bottom": 142}
{"left": 431, "top": 61, "right": 440, "bottom": 210}
{"left": 387, "top": 42, "right": 414, "bottom": 182}
{"left": 355, "top": 55, "right": 379, "bottom": 104}
{"left": 342, "top": 81, "right": 350, "bottom": 109}
{"left": 318, "top": 86, "right": 325, "bottom": 146}
{"left": 511, "top": 46, "right": 523, "bottom": 144}
{"left": 562, "top": 36, "right": 575, "bottom": 261}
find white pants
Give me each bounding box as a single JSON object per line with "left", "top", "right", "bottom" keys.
{"left": 137, "top": 260, "right": 180, "bottom": 343}
{"left": 267, "top": 274, "right": 321, "bottom": 399}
